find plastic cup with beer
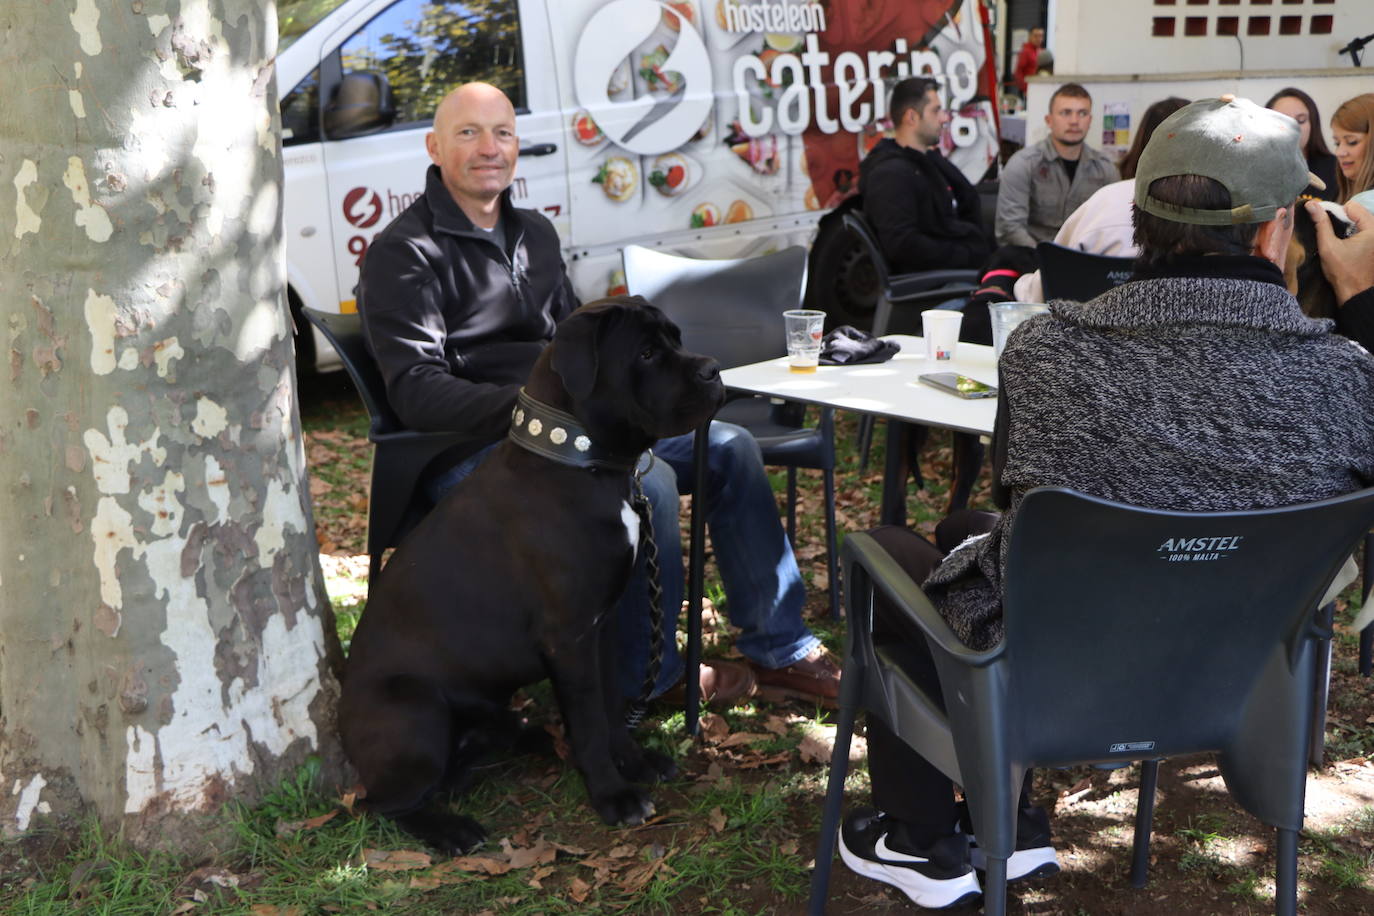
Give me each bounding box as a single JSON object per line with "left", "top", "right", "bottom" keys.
{"left": 783, "top": 309, "right": 825, "bottom": 372}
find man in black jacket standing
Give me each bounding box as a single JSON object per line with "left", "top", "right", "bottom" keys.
{"left": 860, "top": 77, "right": 990, "bottom": 274}
{"left": 356, "top": 83, "right": 840, "bottom": 711}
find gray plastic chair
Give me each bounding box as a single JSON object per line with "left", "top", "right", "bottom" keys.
{"left": 1036, "top": 241, "right": 1135, "bottom": 302}
{"left": 300, "top": 308, "right": 466, "bottom": 587}
{"left": 809, "top": 485, "right": 1374, "bottom": 916}
{"left": 622, "top": 244, "right": 839, "bottom": 732}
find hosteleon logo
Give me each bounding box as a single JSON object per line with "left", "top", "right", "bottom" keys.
{"left": 573, "top": 0, "right": 712, "bottom": 156}
{"left": 342, "top": 187, "right": 384, "bottom": 228}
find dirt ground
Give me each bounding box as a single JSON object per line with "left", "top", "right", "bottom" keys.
{"left": 303, "top": 372, "right": 1374, "bottom": 914}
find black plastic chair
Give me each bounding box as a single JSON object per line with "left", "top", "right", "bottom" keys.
{"left": 300, "top": 308, "right": 466, "bottom": 587}
{"left": 1036, "top": 241, "right": 1135, "bottom": 301}
{"left": 809, "top": 485, "right": 1374, "bottom": 916}
{"left": 840, "top": 210, "right": 981, "bottom": 473}
{"left": 621, "top": 244, "right": 839, "bottom": 730}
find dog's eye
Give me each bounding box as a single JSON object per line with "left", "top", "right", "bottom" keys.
{"left": 639, "top": 345, "right": 655, "bottom": 361}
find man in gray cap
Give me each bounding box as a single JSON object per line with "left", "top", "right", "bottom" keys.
{"left": 837, "top": 96, "right": 1374, "bottom": 909}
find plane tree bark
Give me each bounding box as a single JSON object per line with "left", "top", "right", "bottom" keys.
{"left": 0, "top": 1, "right": 344, "bottom": 849}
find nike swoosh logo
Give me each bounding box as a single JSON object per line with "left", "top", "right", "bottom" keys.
{"left": 874, "top": 835, "right": 933, "bottom": 864}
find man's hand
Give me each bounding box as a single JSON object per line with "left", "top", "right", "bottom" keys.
{"left": 1306, "top": 199, "right": 1374, "bottom": 305}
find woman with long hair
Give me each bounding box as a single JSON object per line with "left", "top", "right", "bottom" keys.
{"left": 1331, "top": 93, "right": 1374, "bottom": 204}
{"left": 1266, "top": 87, "right": 1338, "bottom": 201}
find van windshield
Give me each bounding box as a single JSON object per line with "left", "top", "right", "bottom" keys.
{"left": 279, "top": 0, "right": 351, "bottom": 54}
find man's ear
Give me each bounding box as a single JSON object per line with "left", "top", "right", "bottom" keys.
{"left": 425, "top": 131, "right": 440, "bottom": 167}
{"left": 550, "top": 308, "right": 603, "bottom": 400}
{"left": 1254, "top": 206, "right": 1294, "bottom": 270}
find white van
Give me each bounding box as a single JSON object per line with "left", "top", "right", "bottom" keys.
{"left": 277, "top": 0, "right": 999, "bottom": 370}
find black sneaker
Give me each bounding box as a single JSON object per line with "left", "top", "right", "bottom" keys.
{"left": 956, "top": 800, "right": 1061, "bottom": 882}
{"left": 837, "top": 807, "right": 981, "bottom": 909}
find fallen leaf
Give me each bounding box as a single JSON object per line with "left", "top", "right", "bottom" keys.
{"left": 408, "top": 873, "right": 442, "bottom": 891}
{"left": 736, "top": 752, "right": 791, "bottom": 769}
{"left": 762, "top": 716, "right": 791, "bottom": 737}
{"left": 501, "top": 837, "right": 556, "bottom": 870}
{"left": 718, "top": 732, "right": 771, "bottom": 749}
{"left": 275, "top": 810, "right": 338, "bottom": 837}
{"left": 568, "top": 875, "right": 592, "bottom": 903}
{"left": 708, "top": 807, "right": 726, "bottom": 833}
{"left": 446, "top": 855, "right": 514, "bottom": 876}
{"left": 361, "top": 849, "right": 432, "bottom": 872}
{"left": 607, "top": 844, "right": 637, "bottom": 859}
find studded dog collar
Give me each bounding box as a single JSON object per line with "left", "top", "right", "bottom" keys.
{"left": 507, "top": 388, "right": 643, "bottom": 473}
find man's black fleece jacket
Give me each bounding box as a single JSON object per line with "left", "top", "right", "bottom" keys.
{"left": 357, "top": 165, "right": 578, "bottom": 462}
{"left": 858, "top": 138, "right": 990, "bottom": 273}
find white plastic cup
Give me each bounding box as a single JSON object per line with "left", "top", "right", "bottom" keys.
{"left": 783, "top": 309, "right": 825, "bottom": 372}
{"left": 921, "top": 310, "right": 963, "bottom": 361}
{"left": 989, "top": 301, "right": 1051, "bottom": 358}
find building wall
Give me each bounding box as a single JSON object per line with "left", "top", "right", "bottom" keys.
{"left": 1051, "top": 0, "right": 1367, "bottom": 74}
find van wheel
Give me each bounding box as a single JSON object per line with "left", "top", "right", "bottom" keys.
{"left": 287, "top": 289, "right": 316, "bottom": 376}
{"left": 805, "top": 218, "right": 879, "bottom": 332}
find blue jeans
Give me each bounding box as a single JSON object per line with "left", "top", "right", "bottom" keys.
{"left": 426, "top": 423, "right": 816, "bottom": 700}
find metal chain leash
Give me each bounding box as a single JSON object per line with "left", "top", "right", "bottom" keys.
{"left": 624, "top": 452, "right": 663, "bottom": 730}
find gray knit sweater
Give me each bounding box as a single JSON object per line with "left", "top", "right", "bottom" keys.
{"left": 925, "top": 271, "right": 1374, "bottom": 650}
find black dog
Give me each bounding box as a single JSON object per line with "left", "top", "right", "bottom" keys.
{"left": 338, "top": 296, "right": 724, "bottom": 853}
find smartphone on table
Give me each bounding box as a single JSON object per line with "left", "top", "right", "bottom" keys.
{"left": 918, "top": 372, "right": 998, "bottom": 399}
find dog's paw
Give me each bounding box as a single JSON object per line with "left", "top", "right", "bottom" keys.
{"left": 616, "top": 747, "right": 678, "bottom": 784}
{"left": 590, "top": 786, "right": 656, "bottom": 826}
{"left": 395, "top": 809, "right": 488, "bottom": 856}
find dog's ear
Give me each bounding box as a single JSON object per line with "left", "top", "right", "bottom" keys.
{"left": 550, "top": 307, "right": 605, "bottom": 400}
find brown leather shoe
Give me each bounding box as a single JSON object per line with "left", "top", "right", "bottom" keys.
{"left": 751, "top": 646, "right": 842, "bottom": 707}
{"left": 660, "top": 660, "right": 757, "bottom": 708}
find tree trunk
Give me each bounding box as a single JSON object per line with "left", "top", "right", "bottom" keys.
{"left": 0, "top": 1, "right": 345, "bottom": 849}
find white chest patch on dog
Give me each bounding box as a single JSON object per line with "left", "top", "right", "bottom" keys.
{"left": 621, "top": 500, "right": 640, "bottom": 557}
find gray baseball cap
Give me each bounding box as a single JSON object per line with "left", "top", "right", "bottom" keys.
{"left": 1134, "top": 95, "right": 1323, "bottom": 226}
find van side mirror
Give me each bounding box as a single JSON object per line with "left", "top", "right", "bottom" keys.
{"left": 323, "top": 71, "right": 397, "bottom": 139}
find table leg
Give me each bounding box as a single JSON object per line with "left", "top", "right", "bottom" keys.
{"left": 880, "top": 419, "right": 907, "bottom": 527}
{"left": 685, "top": 417, "right": 710, "bottom": 735}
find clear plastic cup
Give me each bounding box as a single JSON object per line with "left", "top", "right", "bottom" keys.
{"left": 921, "top": 310, "right": 963, "bottom": 361}
{"left": 783, "top": 309, "right": 825, "bottom": 372}
{"left": 989, "top": 301, "right": 1051, "bottom": 357}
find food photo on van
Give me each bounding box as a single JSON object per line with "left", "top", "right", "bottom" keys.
{"left": 275, "top": 0, "right": 1001, "bottom": 370}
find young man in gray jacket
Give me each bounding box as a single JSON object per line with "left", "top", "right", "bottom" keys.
{"left": 840, "top": 96, "right": 1374, "bottom": 909}
{"left": 995, "top": 83, "right": 1118, "bottom": 248}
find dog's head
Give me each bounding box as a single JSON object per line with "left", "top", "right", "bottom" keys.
{"left": 529, "top": 296, "right": 725, "bottom": 457}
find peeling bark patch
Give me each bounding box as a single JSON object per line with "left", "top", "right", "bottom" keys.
{"left": 203, "top": 456, "right": 230, "bottom": 522}
{"left": 63, "top": 158, "right": 112, "bottom": 243}
{"left": 123, "top": 539, "right": 325, "bottom": 814}
{"left": 13, "top": 159, "right": 42, "bottom": 239}
{"left": 191, "top": 397, "right": 227, "bottom": 440}
{"left": 138, "top": 471, "right": 185, "bottom": 538}
{"left": 66, "top": 446, "right": 86, "bottom": 473}
{"left": 9, "top": 349, "right": 21, "bottom": 382}
{"left": 63, "top": 485, "right": 84, "bottom": 534}
{"left": 25, "top": 409, "right": 39, "bottom": 429}
{"left": 68, "top": 90, "right": 86, "bottom": 119}
{"left": 84, "top": 406, "right": 166, "bottom": 495}
{"left": 83, "top": 289, "right": 118, "bottom": 375}
{"left": 153, "top": 337, "right": 184, "bottom": 379}
{"left": 253, "top": 478, "right": 295, "bottom": 563}
{"left": 12, "top": 775, "right": 48, "bottom": 832}
{"left": 91, "top": 496, "right": 138, "bottom": 611}
{"left": 70, "top": 0, "right": 103, "bottom": 54}
{"left": 119, "top": 669, "right": 149, "bottom": 715}
{"left": 94, "top": 603, "right": 121, "bottom": 638}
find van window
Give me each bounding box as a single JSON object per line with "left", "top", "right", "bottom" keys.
{"left": 279, "top": 0, "right": 351, "bottom": 54}
{"left": 281, "top": 67, "right": 321, "bottom": 146}
{"left": 338, "top": 0, "right": 526, "bottom": 127}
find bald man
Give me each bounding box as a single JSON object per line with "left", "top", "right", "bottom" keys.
{"left": 357, "top": 84, "right": 840, "bottom": 714}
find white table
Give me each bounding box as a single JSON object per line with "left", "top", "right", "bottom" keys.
{"left": 720, "top": 335, "right": 997, "bottom": 438}
{"left": 681, "top": 335, "right": 998, "bottom": 733}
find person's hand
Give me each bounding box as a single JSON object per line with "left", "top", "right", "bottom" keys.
{"left": 1306, "top": 199, "right": 1374, "bottom": 305}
